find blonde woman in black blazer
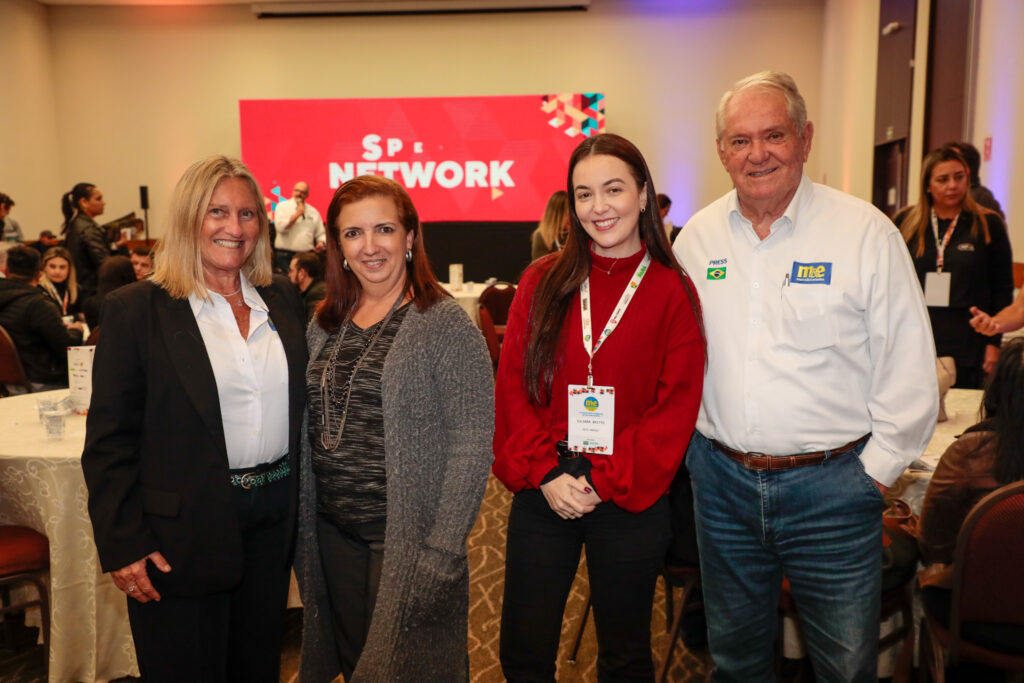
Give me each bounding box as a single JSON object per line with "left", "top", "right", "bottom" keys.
{"left": 82, "top": 156, "right": 307, "bottom": 683}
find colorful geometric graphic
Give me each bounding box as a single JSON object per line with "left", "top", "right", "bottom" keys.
{"left": 541, "top": 93, "right": 606, "bottom": 138}
{"left": 707, "top": 267, "right": 726, "bottom": 280}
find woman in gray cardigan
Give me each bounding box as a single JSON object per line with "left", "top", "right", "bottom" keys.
{"left": 296, "top": 175, "right": 493, "bottom": 682}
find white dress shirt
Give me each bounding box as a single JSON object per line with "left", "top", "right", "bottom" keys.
{"left": 675, "top": 175, "right": 937, "bottom": 485}
{"left": 273, "top": 198, "right": 326, "bottom": 252}
{"left": 188, "top": 275, "right": 290, "bottom": 469}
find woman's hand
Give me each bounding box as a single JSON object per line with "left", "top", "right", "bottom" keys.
{"left": 969, "top": 306, "right": 1001, "bottom": 336}
{"left": 111, "top": 551, "right": 172, "bottom": 603}
{"left": 571, "top": 475, "right": 602, "bottom": 507}
{"left": 540, "top": 473, "right": 596, "bottom": 519}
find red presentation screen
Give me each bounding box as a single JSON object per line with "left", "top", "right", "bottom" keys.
{"left": 239, "top": 94, "right": 605, "bottom": 222}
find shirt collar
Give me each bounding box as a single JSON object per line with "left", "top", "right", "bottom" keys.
{"left": 188, "top": 272, "right": 267, "bottom": 318}
{"left": 727, "top": 174, "right": 813, "bottom": 243}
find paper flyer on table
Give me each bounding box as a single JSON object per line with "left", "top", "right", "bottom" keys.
{"left": 68, "top": 345, "right": 95, "bottom": 415}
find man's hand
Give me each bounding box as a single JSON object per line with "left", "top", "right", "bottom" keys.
{"left": 111, "top": 551, "right": 172, "bottom": 603}
{"left": 314, "top": 242, "right": 326, "bottom": 254}
{"left": 540, "top": 474, "right": 596, "bottom": 519}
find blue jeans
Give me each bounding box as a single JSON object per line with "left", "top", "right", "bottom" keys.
{"left": 686, "top": 432, "right": 884, "bottom": 683}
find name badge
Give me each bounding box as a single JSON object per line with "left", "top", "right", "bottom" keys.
{"left": 924, "top": 271, "right": 951, "bottom": 307}
{"left": 567, "top": 384, "right": 615, "bottom": 454}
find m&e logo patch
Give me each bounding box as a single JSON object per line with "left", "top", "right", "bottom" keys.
{"left": 790, "top": 262, "right": 832, "bottom": 285}
{"left": 707, "top": 267, "right": 726, "bottom": 280}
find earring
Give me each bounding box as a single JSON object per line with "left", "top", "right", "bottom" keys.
{"left": 343, "top": 259, "right": 350, "bottom": 271}
{"left": 405, "top": 249, "right": 413, "bottom": 262}
{"left": 640, "top": 205, "right": 646, "bottom": 213}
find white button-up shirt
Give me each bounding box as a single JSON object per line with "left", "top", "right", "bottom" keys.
{"left": 675, "top": 175, "right": 937, "bottom": 485}
{"left": 188, "top": 275, "right": 290, "bottom": 469}
{"left": 273, "top": 198, "right": 326, "bottom": 252}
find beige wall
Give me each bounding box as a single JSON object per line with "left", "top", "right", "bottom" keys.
{"left": 0, "top": 0, "right": 62, "bottom": 240}
{"left": 973, "top": 0, "right": 1022, "bottom": 255}
{"left": 30, "top": 0, "right": 825, "bottom": 236}
{"left": 818, "top": 0, "right": 878, "bottom": 201}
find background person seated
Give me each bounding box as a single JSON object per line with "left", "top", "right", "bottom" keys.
{"left": 0, "top": 245, "right": 84, "bottom": 392}
{"left": 130, "top": 245, "right": 154, "bottom": 280}
{"left": 918, "top": 337, "right": 1024, "bottom": 663}
{"left": 287, "top": 250, "right": 325, "bottom": 322}
{"left": 0, "top": 192, "right": 23, "bottom": 243}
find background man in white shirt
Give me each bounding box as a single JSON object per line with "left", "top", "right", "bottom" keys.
{"left": 674, "top": 71, "right": 936, "bottom": 682}
{"left": 273, "top": 181, "right": 325, "bottom": 272}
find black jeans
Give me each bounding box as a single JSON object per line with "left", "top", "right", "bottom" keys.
{"left": 317, "top": 515, "right": 387, "bottom": 680}
{"left": 500, "top": 489, "right": 670, "bottom": 682}
{"left": 126, "top": 475, "right": 292, "bottom": 683}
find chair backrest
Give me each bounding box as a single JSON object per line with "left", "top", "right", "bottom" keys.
{"left": 0, "top": 323, "right": 33, "bottom": 394}
{"left": 479, "top": 282, "right": 517, "bottom": 327}
{"left": 949, "top": 480, "right": 1024, "bottom": 651}
{"left": 477, "top": 305, "right": 501, "bottom": 371}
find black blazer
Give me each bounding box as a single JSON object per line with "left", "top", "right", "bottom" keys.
{"left": 82, "top": 275, "right": 307, "bottom": 597}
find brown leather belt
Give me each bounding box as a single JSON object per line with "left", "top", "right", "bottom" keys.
{"left": 710, "top": 434, "right": 870, "bottom": 472}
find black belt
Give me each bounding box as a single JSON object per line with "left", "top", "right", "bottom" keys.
{"left": 229, "top": 456, "right": 290, "bottom": 489}
{"left": 710, "top": 434, "right": 870, "bottom": 472}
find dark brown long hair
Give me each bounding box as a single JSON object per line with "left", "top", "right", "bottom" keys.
{"left": 899, "top": 146, "right": 994, "bottom": 258}
{"left": 981, "top": 338, "right": 1024, "bottom": 484}
{"left": 317, "top": 175, "right": 446, "bottom": 333}
{"left": 522, "top": 133, "right": 704, "bottom": 405}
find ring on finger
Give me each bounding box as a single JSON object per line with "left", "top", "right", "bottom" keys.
{"left": 128, "top": 585, "right": 136, "bottom": 593}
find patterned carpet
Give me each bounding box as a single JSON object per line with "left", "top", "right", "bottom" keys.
{"left": 0, "top": 475, "right": 708, "bottom": 682}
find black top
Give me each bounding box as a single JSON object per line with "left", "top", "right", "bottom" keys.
{"left": 307, "top": 304, "right": 410, "bottom": 526}
{"left": 0, "top": 278, "right": 82, "bottom": 384}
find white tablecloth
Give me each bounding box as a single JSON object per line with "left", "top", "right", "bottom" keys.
{"left": 0, "top": 390, "right": 138, "bottom": 683}
{"left": 440, "top": 281, "right": 489, "bottom": 325}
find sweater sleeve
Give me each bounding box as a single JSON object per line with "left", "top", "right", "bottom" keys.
{"left": 422, "top": 303, "right": 495, "bottom": 559}
{"left": 586, "top": 283, "right": 705, "bottom": 512}
{"left": 84, "top": 223, "right": 112, "bottom": 271}
{"left": 492, "top": 266, "right": 562, "bottom": 492}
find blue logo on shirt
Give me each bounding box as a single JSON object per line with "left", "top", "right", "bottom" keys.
{"left": 790, "top": 262, "right": 832, "bottom": 285}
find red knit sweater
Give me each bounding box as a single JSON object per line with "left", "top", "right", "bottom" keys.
{"left": 493, "top": 248, "right": 705, "bottom": 513}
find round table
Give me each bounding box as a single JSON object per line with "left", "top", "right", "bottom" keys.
{"left": 0, "top": 390, "right": 138, "bottom": 682}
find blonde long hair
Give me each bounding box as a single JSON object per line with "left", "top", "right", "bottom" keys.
{"left": 39, "top": 246, "right": 78, "bottom": 305}
{"left": 537, "top": 190, "right": 569, "bottom": 251}
{"left": 152, "top": 156, "right": 272, "bottom": 299}
{"left": 900, "top": 147, "right": 994, "bottom": 258}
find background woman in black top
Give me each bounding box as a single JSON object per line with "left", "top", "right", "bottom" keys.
{"left": 898, "top": 145, "right": 1013, "bottom": 388}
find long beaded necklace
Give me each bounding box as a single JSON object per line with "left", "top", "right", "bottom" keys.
{"left": 319, "top": 291, "right": 405, "bottom": 450}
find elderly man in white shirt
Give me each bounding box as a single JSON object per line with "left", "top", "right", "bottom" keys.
{"left": 273, "top": 181, "right": 325, "bottom": 272}
{"left": 673, "top": 71, "right": 936, "bottom": 682}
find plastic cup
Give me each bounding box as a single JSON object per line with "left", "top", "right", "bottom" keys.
{"left": 35, "top": 398, "right": 57, "bottom": 423}
{"left": 42, "top": 410, "right": 66, "bottom": 440}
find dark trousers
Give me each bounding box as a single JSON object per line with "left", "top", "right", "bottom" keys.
{"left": 317, "top": 515, "right": 387, "bottom": 680}
{"left": 500, "top": 489, "right": 671, "bottom": 683}
{"left": 125, "top": 476, "right": 292, "bottom": 683}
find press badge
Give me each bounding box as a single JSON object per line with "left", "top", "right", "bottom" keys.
{"left": 567, "top": 384, "right": 615, "bottom": 454}
{"left": 924, "top": 272, "right": 951, "bottom": 307}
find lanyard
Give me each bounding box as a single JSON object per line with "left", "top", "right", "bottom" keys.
{"left": 930, "top": 208, "right": 960, "bottom": 273}
{"left": 579, "top": 252, "right": 652, "bottom": 386}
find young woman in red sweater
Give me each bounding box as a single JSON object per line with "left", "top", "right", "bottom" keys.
{"left": 493, "top": 133, "right": 705, "bottom": 680}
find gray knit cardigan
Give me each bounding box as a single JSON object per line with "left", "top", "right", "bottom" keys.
{"left": 296, "top": 296, "right": 494, "bottom": 682}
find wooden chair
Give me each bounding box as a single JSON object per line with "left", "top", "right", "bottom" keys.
{"left": 0, "top": 526, "right": 51, "bottom": 677}
{"left": 919, "top": 480, "right": 1024, "bottom": 681}
{"left": 478, "top": 281, "right": 516, "bottom": 339}
{"left": 776, "top": 574, "right": 916, "bottom": 682}
{"left": 0, "top": 324, "right": 33, "bottom": 396}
